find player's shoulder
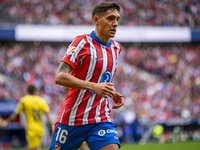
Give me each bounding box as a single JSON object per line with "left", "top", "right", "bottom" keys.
{"left": 34, "top": 95, "right": 46, "bottom": 103}
{"left": 74, "top": 34, "right": 90, "bottom": 41}
{"left": 111, "top": 39, "right": 121, "bottom": 49}
{"left": 76, "top": 33, "right": 89, "bottom": 38}
{"left": 21, "top": 95, "right": 43, "bottom": 102}
{"left": 20, "top": 95, "right": 29, "bottom": 101}
{"left": 18, "top": 95, "right": 29, "bottom": 105}
{"left": 69, "top": 34, "right": 89, "bottom": 47}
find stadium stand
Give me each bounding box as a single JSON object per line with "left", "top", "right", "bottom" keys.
{"left": 0, "top": 0, "right": 200, "bottom": 26}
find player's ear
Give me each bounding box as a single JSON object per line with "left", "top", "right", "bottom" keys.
{"left": 93, "top": 15, "right": 100, "bottom": 25}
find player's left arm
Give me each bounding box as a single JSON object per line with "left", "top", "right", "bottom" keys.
{"left": 112, "top": 43, "right": 124, "bottom": 109}
{"left": 112, "top": 92, "right": 124, "bottom": 109}
{"left": 55, "top": 62, "right": 115, "bottom": 98}
{"left": 44, "top": 112, "right": 54, "bottom": 134}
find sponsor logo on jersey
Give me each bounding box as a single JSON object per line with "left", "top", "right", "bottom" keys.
{"left": 98, "top": 129, "right": 118, "bottom": 137}
{"left": 96, "top": 58, "right": 103, "bottom": 61}
{"left": 98, "top": 130, "right": 106, "bottom": 136}
{"left": 107, "top": 129, "right": 118, "bottom": 134}
{"left": 67, "top": 46, "right": 76, "bottom": 55}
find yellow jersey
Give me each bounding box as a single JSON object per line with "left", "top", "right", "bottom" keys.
{"left": 15, "top": 95, "right": 50, "bottom": 137}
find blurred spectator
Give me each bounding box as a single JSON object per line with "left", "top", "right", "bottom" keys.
{"left": 0, "top": 0, "right": 200, "bottom": 27}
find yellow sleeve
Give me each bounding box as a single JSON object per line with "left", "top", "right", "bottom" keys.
{"left": 15, "top": 99, "right": 24, "bottom": 114}
{"left": 40, "top": 98, "right": 50, "bottom": 113}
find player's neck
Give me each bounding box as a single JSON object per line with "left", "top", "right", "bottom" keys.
{"left": 94, "top": 30, "right": 110, "bottom": 45}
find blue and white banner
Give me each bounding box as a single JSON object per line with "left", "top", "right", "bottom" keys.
{"left": 0, "top": 100, "right": 17, "bottom": 115}
{"left": 0, "top": 28, "right": 15, "bottom": 41}
{"left": 0, "top": 25, "right": 199, "bottom": 42}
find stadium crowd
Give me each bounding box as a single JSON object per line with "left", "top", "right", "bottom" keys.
{"left": 115, "top": 43, "right": 200, "bottom": 124}
{"left": 0, "top": 43, "right": 200, "bottom": 142}
{"left": 0, "top": 0, "right": 200, "bottom": 27}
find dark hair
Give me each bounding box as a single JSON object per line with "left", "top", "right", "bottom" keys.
{"left": 27, "top": 84, "right": 36, "bottom": 94}
{"left": 92, "top": 2, "right": 120, "bottom": 18}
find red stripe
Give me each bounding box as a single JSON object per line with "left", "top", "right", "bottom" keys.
{"left": 88, "top": 95, "right": 101, "bottom": 124}
{"left": 74, "top": 91, "right": 88, "bottom": 125}
{"left": 99, "top": 98, "right": 107, "bottom": 121}
{"left": 106, "top": 46, "right": 113, "bottom": 72}
{"left": 56, "top": 97, "right": 68, "bottom": 123}
{"left": 71, "top": 35, "right": 86, "bottom": 47}
{"left": 71, "top": 41, "right": 89, "bottom": 80}
{"left": 90, "top": 41, "right": 103, "bottom": 83}
{"left": 58, "top": 89, "right": 80, "bottom": 124}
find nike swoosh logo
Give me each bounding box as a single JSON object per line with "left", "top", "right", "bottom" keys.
{"left": 96, "top": 58, "right": 103, "bottom": 61}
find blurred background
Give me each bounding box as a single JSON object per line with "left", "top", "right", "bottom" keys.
{"left": 0, "top": 0, "right": 200, "bottom": 149}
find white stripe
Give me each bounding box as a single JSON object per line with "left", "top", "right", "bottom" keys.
{"left": 113, "top": 41, "right": 120, "bottom": 58}
{"left": 84, "top": 36, "right": 97, "bottom": 81}
{"left": 69, "top": 39, "right": 86, "bottom": 63}
{"left": 110, "top": 45, "right": 117, "bottom": 79}
{"left": 105, "top": 98, "right": 111, "bottom": 121}
{"left": 68, "top": 89, "right": 86, "bottom": 125}
{"left": 95, "top": 45, "right": 108, "bottom": 122}
{"left": 82, "top": 94, "right": 96, "bottom": 125}
{"left": 95, "top": 97, "right": 104, "bottom": 123}
{"left": 82, "top": 36, "right": 98, "bottom": 125}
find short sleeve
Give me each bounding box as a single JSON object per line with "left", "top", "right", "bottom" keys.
{"left": 40, "top": 98, "right": 50, "bottom": 113}
{"left": 62, "top": 36, "right": 86, "bottom": 69}
{"left": 15, "top": 99, "right": 23, "bottom": 115}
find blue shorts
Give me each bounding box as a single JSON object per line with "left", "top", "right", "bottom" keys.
{"left": 49, "top": 122, "right": 120, "bottom": 150}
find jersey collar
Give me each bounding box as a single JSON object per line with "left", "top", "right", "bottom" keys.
{"left": 90, "top": 31, "right": 111, "bottom": 47}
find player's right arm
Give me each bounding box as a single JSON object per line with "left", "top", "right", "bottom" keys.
{"left": 2, "top": 112, "right": 18, "bottom": 128}
{"left": 55, "top": 62, "right": 115, "bottom": 98}
{"left": 2, "top": 99, "right": 23, "bottom": 128}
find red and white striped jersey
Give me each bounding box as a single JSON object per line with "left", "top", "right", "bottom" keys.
{"left": 56, "top": 31, "right": 121, "bottom": 126}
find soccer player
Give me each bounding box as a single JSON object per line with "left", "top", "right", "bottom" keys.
{"left": 49, "top": 2, "right": 124, "bottom": 150}
{"left": 2, "top": 84, "right": 53, "bottom": 150}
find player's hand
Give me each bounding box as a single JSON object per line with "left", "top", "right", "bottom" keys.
{"left": 1, "top": 120, "right": 8, "bottom": 128}
{"left": 92, "top": 82, "right": 115, "bottom": 98}
{"left": 112, "top": 92, "right": 124, "bottom": 109}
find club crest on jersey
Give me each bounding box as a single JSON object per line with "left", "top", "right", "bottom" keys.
{"left": 89, "top": 71, "right": 112, "bottom": 94}
{"left": 100, "top": 71, "right": 112, "bottom": 83}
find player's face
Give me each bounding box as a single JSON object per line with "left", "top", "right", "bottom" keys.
{"left": 95, "top": 9, "right": 120, "bottom": 42}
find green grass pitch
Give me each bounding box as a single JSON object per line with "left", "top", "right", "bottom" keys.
{"left": 120, "top": 141, "right": 200, "bottom": 150}
{"left": 8, "top": 141, "right": 200, "bottom": 150}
